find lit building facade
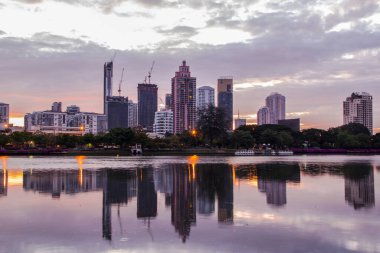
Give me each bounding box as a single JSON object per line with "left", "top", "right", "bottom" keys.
{"left": 138, "top": 83, "right": 158, "bottom": 132}
{"left": 257, "top": 106, "right": 273, "bottom": 125}
{"left": 171, "top": 61, "right": 197, "bottom": 134}
{"left": 0, "top": 103, "right": 9, "bottom": 131}
{"left": 217, "top": 78, "right": 233, "bottom": 130}
{"left": 265, "top": 92, "right": 286, "bottom": 124}
{"left": 24, "top": 102, "right": 107, "bottom": 135}
{"left": 153, "top": 110, "right": 173, "bottom": 137}
{"left": 197, "top": 86, "right": 215, "bottom": 109}
{"left": 343, "top": 92, "right": 373, "bottom": 134}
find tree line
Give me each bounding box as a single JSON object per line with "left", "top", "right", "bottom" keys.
{"left": 1, "top": 105, "right": 379, "bottom": 150}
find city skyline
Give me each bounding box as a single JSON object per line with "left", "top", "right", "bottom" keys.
{"left": 1, "top": 0, "right": 380, "bottom": 132}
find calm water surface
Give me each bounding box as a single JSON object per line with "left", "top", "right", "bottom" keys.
{"left": 0, "top": 155, "right": 379, "bottom": 253}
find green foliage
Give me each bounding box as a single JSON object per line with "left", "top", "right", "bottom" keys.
{"left": 0, "top": 134, "right": 10, "bottom": 147}
{"left": 197, "top": 105, "right": 228, "bottom": 146}
{"left": 10, "top": 131, "right": 33, "bottom": 147}
{"left": 230, "top": 130, "right": 254, "bottom": 149}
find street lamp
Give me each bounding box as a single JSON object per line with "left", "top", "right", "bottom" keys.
{"left": 79, "top": 125, "right": 84, "bottom": 136}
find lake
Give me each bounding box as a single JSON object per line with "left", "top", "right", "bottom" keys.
{"left": 0, "top": 155, "right": 379, "bottom": 253}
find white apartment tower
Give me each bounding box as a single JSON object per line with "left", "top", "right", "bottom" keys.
{"left": 257, "top": 106, "right": 274, "bottom": 125}
{"left": 153, "top": 110, "right": 173, "bottom": 137}
{"left": 197, "top": 86, "right": 215, "bottom": 109}
{"left": 265, "top": 93, "right": 286, "bottom": 124}
{"left": 343, "top": 92, "right": 373, "bottom": 134}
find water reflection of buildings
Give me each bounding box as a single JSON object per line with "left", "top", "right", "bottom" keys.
{"left": 257, "top": 164, "right": 300, "bottom": 207}
{"left": 300, "top": 162, "right": 375, "bottom": 210}
{"left": 171, "top": 164, "right": 196, "bottom": 243}
{"left": 0, "top": 157, "right": 7, "bottom": 197}
{"left": 102, "top": 169, "right": 137, "bottom": 240}
{"left": 235, "top": 163, "right": 301, "bottom": 207}
{"left": 137, "top": 167, "right": 157, "bottom": 219}
{"left": 12, "top": 159, "right": 378, "bottom": 243}
{"left": 23, "top": 170, "right": 104, "bottom": 198}
{"left": 343, "top": 164, "right": 375, "bottom": 210}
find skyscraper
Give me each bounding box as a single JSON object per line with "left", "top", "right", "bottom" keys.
{"left": 0, "top": 103, "right": 9, "bottom": 131}
{"left": 128, "top": 100, "right": 138, "bottom": 128}
{"left": 217, "top": 77, "right": 233, "bottom": 130}
{"left": 104, "top": 61, "right": 113, "bottom": 114}
{"left": 165, "top": 93, "right": 172, "bottom": 110}
{"left": 343, "top": 92, "right": 373, "bottom": 134}
{"left": 171, "top": 60, "right": 197, "bottom": 134}
{"left": 107, "top": 96, "right": 129, "bottom": 130}
{"left": 257, "top": 106, "right": 273, "bottom": 125}
{"left": 265, "top": 92, "right": 285, "bottom": 124}
{"left": 138, "top": 83, "right": 158, "bottom": 132}
{"left": 197, "top": 86, "right": 215, "bottom": 109}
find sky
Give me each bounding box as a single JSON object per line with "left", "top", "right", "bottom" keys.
{"left": 0, "top": 0, "right": 379, "bottom": 132}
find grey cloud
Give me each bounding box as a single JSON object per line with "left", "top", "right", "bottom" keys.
{"left": 0, "top": 30, "right": 6, "bottom": 35}
{"left": 325, "top": 0, "right": 380, "bottom": 29}
{"left": 156, "top": 26, "right": 198, "bottom": 37}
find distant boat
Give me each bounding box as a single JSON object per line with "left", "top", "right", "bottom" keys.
{"left": 235, "top": 149, "right": 293, "bottom": 156}
{"left": 131, "top": 144, "right": 142, "bottom": 155}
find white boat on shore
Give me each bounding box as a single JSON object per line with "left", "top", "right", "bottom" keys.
{"left": 235, "top": 149, "right": 293, "bottom": 156}
{"left": 131, "top": 144, "right": 142, "bottom": 155}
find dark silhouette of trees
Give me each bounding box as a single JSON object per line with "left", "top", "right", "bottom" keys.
{"left": 197, "top": 105, "right": 228, "bottom": 146}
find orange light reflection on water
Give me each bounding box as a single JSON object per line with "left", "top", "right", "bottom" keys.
{"left": 188, "top": 155, "right": 198, "bottom": 181}
{"left": 76, "top": 156, "right": 86, "bottom": 187}
{"left": 1, "top": 156, "right": 7, "bottom": 187}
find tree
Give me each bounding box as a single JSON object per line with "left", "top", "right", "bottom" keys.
{"left": 10, "top": 132, "right": 33, "bottom": 148}
{"left": 0, "top": 134, "right": 9, "bottom": 148}
{"left": 197, "top": 105, "right": 228, "bottom": 146}
{"left": 231, "top": 130, "right": 254, "bottom": 149}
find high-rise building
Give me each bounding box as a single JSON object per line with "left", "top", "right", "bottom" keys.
{"left": 197, "top": 86, "right": 215, "bottom": 109}
{"left": 153, "top": 110, "right": 173, "bottom": 137}
{"left": 257, "top": 106, "right": 273, "bottom": 125}
{"left": 107, "top": 96, "right": 129, "bottom": 130}
{"left": 217, "top": 77, "right": 233, "bottom": 130}
{"left": 104, "top": 61, "right": 113, "bottom": 114}
{"left": 171, "top": 60, "right": 197, "bottom": 134}
{"left": 343, "top": 92, "right": 373, "bottom": 134}
{"left": 0, "top": 103, "right": 9, "bottom": 131}
{"left": 138, "top": 83, "right": 158, "bottom": 132}
{"left": 165, "top": 94, "right": 172, "bottom": 110}
{"left": 24, "top": 102, "right": 106, "bottom": 134}
{"left": 265, "top": 92, "right": 285, "bottom": 124}
{"left": 128, "top": 100, "right": 138, "bottom": 128}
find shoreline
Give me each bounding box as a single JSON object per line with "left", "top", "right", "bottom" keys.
{"left": 1, "top": 148, "right": 380, "bottom": 156}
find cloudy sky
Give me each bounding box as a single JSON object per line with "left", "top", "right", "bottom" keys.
{"left": 0, "top": 0, "right": 379, "bottom": 132}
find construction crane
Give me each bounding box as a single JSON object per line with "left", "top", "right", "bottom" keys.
{"left": 147, "top": 60, "right": 155, "bottom": 84}
{"left": 111, "top": 52, "right": 117, "bottom": 62}
{"left": 118, "top": 68, "right": 125, "bottom": 96}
